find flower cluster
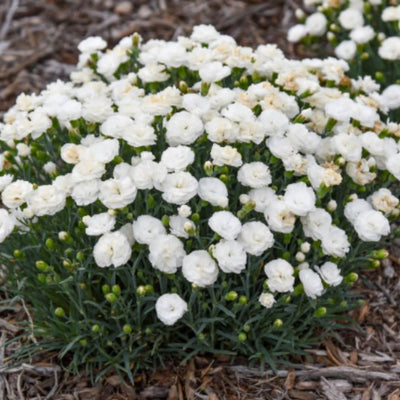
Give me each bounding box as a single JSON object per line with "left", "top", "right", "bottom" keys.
{"left": 288, "top": 0, "right": 400, "bottom": 111}
{"left": 0, "top": 25, "right": 399, "bottom": 372}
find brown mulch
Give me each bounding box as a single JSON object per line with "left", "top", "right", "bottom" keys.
{"left": 1, "top": 0, "right": 400, "bottom": 399}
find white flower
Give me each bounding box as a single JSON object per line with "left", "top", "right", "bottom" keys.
{"left": 99, "top": 177, "right": 137, "bottom": 209}
{"left": 210, "top": 144, "right": 243, "bottom": 167}
{"left": 332, "top": 133, "right": 362, "bottom": 163}
{"left": 338, "top": 9, "right": 364, "bottom": 30}
{"left": 198, "top": 177, "right": 228, "bottom": 208}
{"left": 182, "top": 94, "right": 210, "bottom": 116}
{"left": 346, "top": 158, "right": 376, "bottom": 185}
{"left": 0, "top": 209, "right": 15, "bottom": 243}
{"left": 213, "top": 240, "right": 247, "bottom": 273}
{"left": 1, "top": 180, "right": 34, "bottom": 209}
{"left": 43, "top": 161, "right": 57, "bottom": 175}
{"left": 299, "top": 269, "right": 324, "bottom": 299}
{"left": 387, "top": 153, "right": 400, "bottom": 180}
{"left": 258, "top": 293, "right": 276, "bottom": 309}
{"left": 123, "top": 122, "right": 157, "bottom": 148}
{"left": 155, "top": 293, "right": 187, "bottom": 326}
{"left": 258, "top": 109, "right": 289, "bottom": 137}
{"left": 160, "top": 146, "right": 195, "bottom": 172}
{"left": 353, "top": 210, "right": 390, "bottom": 241}
{"left": 208, "top": 211, "right": 242, "bottom": 240}
{"left": 93, "top": 231, "right": 132, "bottom": 268}
{"left": 344, "top": 199, "right": 372, "bottom": 224}
{"left": 382, "top": 6, "right": 400, "bottom": 21}
{"left": 78, "top": 36, "right": 107, "bottom": 53}
{"left": 284, "top": 182, "right": 315, "bottom": 217}
{"left": 27, "top": 185, "right": 66, "bottom": 216}
{"left": 379, "top": 37, "right": 400, "bottom": 60}
{"left": 321, "top": 226, "right": 350, "bottom": 257}
{"left": 161, "top": 171, "right": 198, "bottom": 205}
{"left": 190, "top": 24, "right": 220, "bottom": 43}
{"left": 138, "top": 63, "right": 169, "bottom": 83}
{"left": 132, "top": 215, "right": 166, "bottom": 245}
{"left": 182, "top": 250, "right": 219, "bottom": 287}
{"left": 178, "top": 205, "right": 191, "bottom": 218}
{"left": 205, "top": 117, "right": 239, "bottom": 143}
{"left": 81, "top": 139, "right": 120, "bottom": 164}
{"left": 149, "top": 234, "right": 186, "bottom": 273}
{"left": 166, "top": 111, "right": 203, "bottom": 146}
{"left": 264, "top": 199, "right": 296, "bottom": 234}
{"left": 237, "top": 162, "right": 271, "bottom": 188}
{"left": 335, "top": 40, "right": 357, "bottom": 60}
{"left": 238, "top": 221, "right": 274, "bottom": 256}
{"left": 169, "top": 215, "right": 195, "bottom": 238}
{"left": 325, "top": 98, "right": 356, "bottom": 122}
{"left": 0, "top": 174, "right": 13, "bottom": 192}
{"left": 82, "top": 212, "right": 116, "bottom": 236}
{"left": 132, "top": 160, "right": 167, "bottom": 190}
{"left": 71, "top": 159, "right": 106, "bottom": 183}
{"left": 316, "top": 262, "right": 343, "bottom": 286}
{"left": 381, "top": 85, "right": 400, "bottom": 110}
{"left": 350, "top": 26, "right": 375, "bottom": 44}
{"left": 266, "top": 136, "right": 296, "bottom": 160}
{"left": 248, "top": 187, "right": 276, "bottom": 213}
{"left": 199, "top": 61, "right": 231, "bottom": 82}
{"left": 305, "top": 12, "right": 327, "bottom": 36}
{"left": 71, "top": 179, "right": 99, "bottom": 206}
{"left": 369, "top": 188, "right": 399, "bottom": 214}
{"left": 286, "top": 124, "right": 321, "bottom": 154}
{"left": 264, "top": 259, "right": 295, "bottom": 293}
{"left": 287, "top": 24, "right": 308, "bottom": 43}
{"left": 301, "top": 208, "right": 332, "bottom": 240}
{"left": 360, "top": 131, "right": 384, "bottom": 156}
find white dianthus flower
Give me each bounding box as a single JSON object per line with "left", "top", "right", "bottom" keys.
{"left": 27, "top": 185, "right": 66, "bottom": 216}
{"left": 381, "top": 85, "right": 400, "bottom": 110}
{"left": 353, "top": 210, "right": 390, "bottom": 241}
{"left": 338, "top": 9, "right": 364, "bottom": 30}
{"left": 264, "top": 199, "right": 296, "bottom": 234}
{"left": 335, "top": 40, "right": 357, "bottom": 60}
{"left": 165, "top": 111, "right": 203, "bottom": 146}
{"left": 320, "top": 226, "right": 350, "bottom": 257}
{"left": 210, "top": 144, "right": 243, "bottom": 167}
{"left": 169, "top": 215, "right": 195, "bottom": 238}
{"left": 99, "top": 177, "right": 137, "bottom": 209}
{"left": 248, "top": 187, "right": 276, "bottom": 213}
{"left": 198, "top": 177, "right": 228, "bottom": 208}
{"left": 155, "top": 293, "right": 187, "bottom": 326}
{"left": 299, "top": 269, "right": 324, "bottom": 299}
{"left": 149, "top": 234, "right": 186, "bottom": 273}
{"left": 82, "top": 212, "right": 116, "bottom": 236}
{"left": 0, "top": 209, "right": 16, "bottom": 243}
{"left": 378, "top": 37, "right": 400, "bottom": 60}
{"left": 350, "top": 26, "right": 375, "bottom": 44}
{"left": 93, "top": 231, "right": 132, "bottom": 268}
{"left": 78, "top": 36, "right": 107, "bottom": 53}
{"left": 283, "top": 182, "right": 316, "bottom": 217}
{"left": 199, "top": 61, "right": 231, "bottom": 82}
{"left": 132, "top": 215, "right": 166, "bottom": 245}
{"left": 213, "top": 240, "right": 247, "bottom": 274}
{"left": 161, "top": 171, "right": 198, "bottom": 205}
{"left": 287, "top": 24, "right": 308, "bottom": 43}
{"left": 301, "top": 208, "right": 332, "bottom": 240}
{"left": 71, "top": 179, "right": 99, "bottom": 206}
{"left": 369, "top": 188, "right": 399, "bottom": 214}
{"left": 305, "top": 12, "right": 327, "bottom": 36}
{"left": 1, "top": 180, "right": 34, "bottom": 209}
{"left": 205, "top": 117, "right": 239, "bottom": 143}
{"left": 258, "top": 293, "right": 276, "bottom": 309}
{"left": 237, "top": 162, "right": 271, "bottom": 188}
{"left": 316, "top": 262, "right": 343, "bottom": 286}
{"left": 160, "top": 146, "right": 195, "bottom": 172}
{"left": 208, "top": 211, "right": 242, "bottom": 240}
{"left": 182, "top": 250, "right": 219, "bottom": 287}
{"left": 238, "top": 221, "right": 274, "bottom": 256}
{"left": 264, "top": 259, "right": 295, "bottom": 293}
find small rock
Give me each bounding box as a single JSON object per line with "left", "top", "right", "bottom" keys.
{"left": 138, "top": 5, "right": 153, "bottom": 19}
{"left": 115, "top": 1, "right": 133, "bottom": 15}
{"left": 382, "top": 259, "right": 395, "bottom": 278}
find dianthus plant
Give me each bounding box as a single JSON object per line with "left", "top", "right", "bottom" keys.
{"left": 288, "top": 0, "right": 400, "bottom": 121}
{"left": 0, "top": 25, "right": 400, "bottom": 378}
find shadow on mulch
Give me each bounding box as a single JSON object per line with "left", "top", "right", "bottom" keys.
{"left": 1, "top": 0, "right": 400, "bottom": 399}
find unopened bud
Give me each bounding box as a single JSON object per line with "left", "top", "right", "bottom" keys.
{"left": 295, "top": 252, "right": 305, "bottom": 262}
{"left": 327, "top": 200, "right": 337, "bottom": 212}
{"left": 300, "top": 242, "right": 311, "bottom": 253}
{"left": 54, "top": 307, "right": 65, "bottom": 317}
{"left": 225, "top": 291, "right": 238, "bottom": 301}
{"left": 123, "top": 324, "right": 132, "bottom": 334}
{"left": 314, "top": 307, "right": 327, "bottom": 318}
{"left": 238, "top": 332, "right": 247, "bottom": 342}
{"left": 105, "top": 293, "right": 118, "bottom": 303}
{"left": 273, "top": 318, "right": 283, "bottom": 328}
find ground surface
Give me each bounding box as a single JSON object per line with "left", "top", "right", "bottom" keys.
{"left": 1, "top": 0, "right": 400, "bottom": 399}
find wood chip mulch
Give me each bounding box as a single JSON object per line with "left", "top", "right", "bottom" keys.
{"left": 1, "top": 1, "right": 400, "bottom": 399}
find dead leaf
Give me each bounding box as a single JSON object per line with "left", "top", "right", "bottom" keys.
{"left": 284, "top": 370, "right": 296, "bottom": 390}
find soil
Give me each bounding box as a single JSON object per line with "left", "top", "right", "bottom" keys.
{"left": 1, "top": 1, "right": 400, "bottom": 399}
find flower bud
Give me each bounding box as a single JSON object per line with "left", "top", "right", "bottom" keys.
{"left": 191, "top": 213, "right": 200, "bottom": 223}
{"left": 137, "top": 286, "right": 146, "bottom": 295}
{"left": 54, "top": 307, "right": 65, "bottom": 317}
{"left": 273, "top": 318, "right": 283, "bottom": 328}
{"left": 239, "top": 295, "right": 248, "bottom": 305}
{"left": 45, "top": 238, "right": 55, "bottom": 250}
{"left": 80, "top": 339, "right": 88, "bottom": 346}
{"left": 36, "top": 260, "right": 48, "bottom": 271}
{"left": 105, "top": 293, "right": 118, "bottom": 303}
{"left": 161, "top": 215, "right": 169, "bottom": 227}
{"left": 239, "top": 194, "right": 250, "bottom": 204}
{"left": 201, "top": 82, "right": 210, "bottom": 96}
{"left": 238, "top": 332, "right": 247, "bottom": 342}
{"left": 370, "top": 249, "right": 389, "bottom": 259}
{"left": 204, "top": 161, "right": 213, "bottom": 176}
{"left": 91, "top": 324, "right": 100, "bottom": 333}
{"left": 295, "top": 252, "right": 305, "bottom": 262}
{"left": 178, "top": 205, "right": 191, "bottom": 218}
{"left": 345, "top": 272, "right": 358, "bottom": 284}
{"left": 225, "top": 291, "right": 238, "bottom": 301}
{"left": 102, "top": 284, "right": 111, "bottom": 294}
{"left": 179, "top": 81, "right": 188, "bottom": 93}
{"left": 300, "top": 242, "right": 311, "bottom": 253}
{"left": 145, "top": 284, "right": 154, "bottom": 294}
{"left": 112, "top": 285, "right": 121, "bottom": 296}
{"left": 327, "top": 200, "right": 337, "bottom": 212}
{"left": 13, "top": 249, "right": 24, "bottom": 259}
{"left": 123, "top": 324, "right": 132, "bottom": 334}
{"left": 314, "top": 307, "right": 327, "bottom": 318}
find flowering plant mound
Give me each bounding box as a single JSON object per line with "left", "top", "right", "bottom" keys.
{"left": 288, "top": 0, "right": 400, "bottom": 121}
{"left": 1, "top": 25, "right": 400, "bottom": 376}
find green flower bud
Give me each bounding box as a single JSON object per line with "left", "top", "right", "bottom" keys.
{"left": 368, "top": 259, "right": 380, "bottom": 269}
{"left": 375, "top": 71, "right": 385, "bottom": 84}
{"left": 112, "top": 285, "right": 121, "bottom": 296}
{"left": 122, "top": 324, "right": 132, "bottom": 334}
{"left": 132, "top": 33, "right": 140, "bottom": 48}
{"left": 273, "top": 318, "right": 283, "bottom": 328}
{"left": 37, "top": 273, "right": 46, "bottom": 283}
{"left": 371, "top": 249, "right": 389, "bottom": 259}
{"left": 137, "top": 285, "right": 146, "bottom": 295}
{"left": 219, "top": 174, "right": 229, "bottom": 184}
{"left": 225, "top": 291, "right": 238, "bottom": 301}
{"left": 147, "top": 194, "right": 155, "bottom": 209}
{"left": 36, "top": 260, "right": 48, "bottom": 271}
{"left": 239, "top": 295, "right": 248, "bottom": 305}
{"left": 91, "top": 324, "right": 100, "bottom": 333}
{"left": 345, "top": 272, "right": 358, "bottom": 285}
{"left": 198, "top": 333, "right": 205, "bottom": 340}
{"left": 145, "top": 284, "right": 154, "bottom": 294}
{"left": 78, "top": 208, "right": 87, "bottom": 218}
{"left": 113, "top": 155, "right": 123, "bottom": 164}
{"left": 161, "top": 215, "right": 170, "bottom": 227}
{"left": 238, "top": 332, "right": 247, "bottom": 342}
{"left": 282, "top": 251, "right": 291, "bottom": 260}
{"left": 45, "top": 238, "right": 55, "bottom": 250}
{"left": 204, "top": 161, "right": 213, "bottom": 176}
{"left": 361, "top": 52, "right": 369, "bottom": 61}
{"left": 191, "top": 213, "right": 200, "bottom": 223}
{"left": 201, "top": 82, "right": 210, "bottom": 96}
{"left": 102, "top": 284, "right": 111, "bottom": 294}
{"left": 80, "top": 339, "right": 88, "bottom": 346}
{"left": 13, "top": 249, "right": 24, "bottom": 259}
{"left": 340, "top": 300, "right": 348, "bottom": 308}
{"left": 243, "top": 324, "right": 251, "bottom": 333}
{"left": 145, "top": 328, "right": 152, "bottom": 335}
{"left": 76, "top": 251, "right": 85, "bottom": 261}
{"left": 80, "top": 283, "right": 86, "bottom": 290}
{"left": 54, "top": 307, "right": 65, "bottom": 317}
{"left": 179, "top": 81, "right": 188, "bottom": 93}
{"left": 105, "top": 293, "right": 118, "bottom": 303}
{"left": 314, "top": 307, "right": 327, "bottom": 318}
